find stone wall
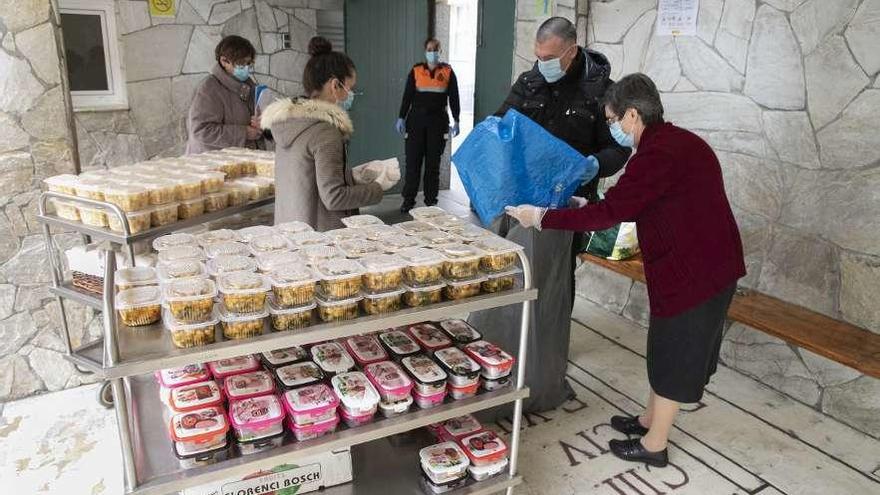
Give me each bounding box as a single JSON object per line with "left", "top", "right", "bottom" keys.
{"left": 577, "top": 0, "right": 880, "bottom": 438}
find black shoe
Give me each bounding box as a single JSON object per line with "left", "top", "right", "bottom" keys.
{"left": 424, "top": 200, "right": 438, "bottom": 207}
{"left": 610, "top": 415, "right": 649, "bottom": 436}
{"left": 400, "top": 202, "right": 414, "bottom": 214}
{"left": 609, "top": 438, "right": 668, "bottom": 467}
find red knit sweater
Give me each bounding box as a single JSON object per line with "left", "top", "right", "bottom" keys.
{"left": 542, "top": 122, "right": 746, "bottom": 317}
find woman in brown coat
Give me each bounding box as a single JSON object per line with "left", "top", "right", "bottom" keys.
{"left": 261, "top": 37, "right": 388, "bottom": 231}
{"left": 186, "top": 35, "right": 263, "bottom": 154}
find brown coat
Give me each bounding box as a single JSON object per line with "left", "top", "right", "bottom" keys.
{"left": 261, "top": 97, "right": 383, "bottom": 231}
{"left": 186, "top": 65, "right": 258, "bottom": 154}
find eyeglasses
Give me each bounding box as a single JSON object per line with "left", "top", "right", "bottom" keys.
{"left": 606, "top": 115, "right": 622, "bottom": 125}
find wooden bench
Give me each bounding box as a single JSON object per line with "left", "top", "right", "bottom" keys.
{"left": 580, "top": 253, "right": 880, "bottom": 378}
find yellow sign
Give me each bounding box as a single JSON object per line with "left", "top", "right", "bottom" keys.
{"left": 149, "top": 0, "right": 176, "bottom": 18}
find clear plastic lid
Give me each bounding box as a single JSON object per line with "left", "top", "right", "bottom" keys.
{"left": 362, "top": 288, "right": 405, "bottom": 301}
{"left": 425, "top": 215, "right": 467, "bottom": 231}
{"left": 276, "top": 361, "right": 324, "bottom": 388}
{"left": 169, "top": 406, "right": 228, "bottom": 443}
{"left": 325, "top": 227, "right": 366, "bottom": 244}
{"left": 275, "top": 221, "right": 313, "bottom": 236}
{"left": 158, "top": 363, "right": 211, "bottom": 388}
{"left": 267, "top": 295, "right": 316, "bottom": 315}
{"left": 361, "top": 225, "right": 400, "bottom": 241}
{"left": 344, "top": 335, "right": 388, "bottom": 363}
{"left": 409, "top": 206, "right": 448, "bottom": 220}
{"left": 207, "top": 255, "right": 257, "bottom": 277}
{"left": 401, "top": 355, "right": 447, "bottom": 384}
{"left": 207, "top": 355, "right": 260, "bottom": 377}
{"left": 249, "top": 234, "right": 291, "bottom": 255}
{"left": 452, "top": 224, "right": 494, "bottom": 242}
{"left": 299, "top": 245, "right": 344, "bottom": 266}
{"left": 257, "top": 251, "right": 303, "bottom": 273}
{"left": 359, "top": 254, "right": 406, "bottom": 273}
{"left": 337, "top": 239, "right": 383, "bottom": 259}
{"left": 464, "top": 341, "right": 514, "bottom": 368}
{"left": 340, "top": 214, "right": 385, "bottom": 228}
{"left": 157, "top": 260, "right": 208, "bottom": 283}
{"left": 163, "top": 278, "right": 217, "bottom": 303}
{"left": 288, "top": 231, "right": 331, "bottom": 248}
{"left": 438, "top": 320, "right": 483, "bottom": 344}
{"left": 445, "top": 276, "right": 488, "bottom": 288}
{"left": 395, "top": 221, "right": 438, "bottom": 235}
{"left": 378, "top": 330, "right": 421, "bottom": 356}
{"left": 418, "top": 230, "right": 464, "bottom": 246}
{"left": 485, "top": 267, "right": 523, "bottom": 280}
{"left": 331, "top": 371, "right": 380, "bottom": 410}
{"left": 460, "top": 430, "right": 508, "bottom": 460}
{"left": 313, "top": 259, "right": 365, "bottom": 281}
{"left": 434, "top": 243, "right": 484, "bottom": 261}
{"left": 409, "top": 323, "right": 452, "bottom": 349}
{"left": 224, "top": 370, "right": 275, "bottom": 400}
{"left": 471, "top": 237, "right": 522, "bottom": 256}
{"left": 236, "top": 225, "right": 275, "bottom": 243}
{"left": 315, "top": 293, "right": 363, "bottom": 308}
{"left": 268, "top": 265, "right": 317, "bottom": 287}
{"left": 153, "top": 233, "right": 197, "bottom": 252}
{"left": 419, "top": 442, "right": 470, "bottom": 475}
{"left": 43, "top": 174, "right": 79, "bottom": 191}
{"left": 441, "top": 415, "right": 482, "bottom": 438}
{"left": 364, "top": 361, "right": 412, "bottom": 391}
{"left": 434, "top": 347, "right": 481, "bottom": 377}
{"left": 204, "top": 241, "right": 250, "bottom": 259}
{"left": 162, "top": 309, "right": 219, "bottom": 333}
{"left": 115, "top": 285, "right": 161, "bottom": 310}
{"left": 195, "top": 229, "right": 237, "bottom": 246}
{"left": 158, "top": 246, "right": 206, "bottom": 264}
{"left": 283, "top": 383, "right": 339, "bottom": 413}
{"left": 311, "top": 342, "right": 356, "bottom": 374}
{"left": 261, "top": 346, "right": 308, "bottom": 367}
{"left": 397, "top": 247, "right": 445, "bottom": 267}
{"left": 114, "top": 266, "right": 158, "bottom": 289}
{"left": 215, "top": 302, "right": 269, "bottom": 323}
{"left": 216, "top": 271, "right": 269, "bottom": 296}
{"left": 169, "top": 380, "right": 222, "bottom": 412}
{"left": 228, "top": 395, "right": 284, "bottom": 428}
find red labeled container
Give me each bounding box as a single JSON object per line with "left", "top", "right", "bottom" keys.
{"left": 207, "top": 355, "right": 261, "bottom": 381}
{"left": 458, "top": 430, "right": 508, "bottom": 467}
{"left": 412, "top": 387, "right": 447, "bottom": 409}
{"left": 169, "top": 406, "right": 229, "bottom": 453}
{"left": 463, "top": 341, "right": 515, "bottom": 379}
{"left": 286, "top": 414, "right": 339, "bottom": 442}
{"left": 401, "top": 354, "right": 447, "bottom": 396}
{"left": 343, "top": 334, "right": 388, "bottom": 367}
{"left": 407, "top": 323, "right": 452, "bottom": 352}
{"left": 363, "top": 360, "right": 413, "bottom": 402}
{"left": 168, "top": 380, "right": 223, "bottom": 414}
{"left": 228, "top": 394, "right": 285, "bottom": 442}
{"left": 282, "top": 383, "right": 340, "bottom": 427}
{"left": 378, "top": 330, "right": 422, "bottom": 361}
{"left": 158, "top": 363, "right": 213, "bottom": 405}
{"left": 224, "top": 370, "right": 276, "bottom": 401}
{"left": 448, "top": 381, "right": 480, "bottom": 400}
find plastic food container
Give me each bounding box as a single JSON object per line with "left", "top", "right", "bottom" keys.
{"left": 426, "top": 214, "right": 468, "bottom": 232}
{"left": 444, "top": 277, "right": 486, "bottom": 300}
{"left": 169, "top": 380, "right": 223, "bottom": 413}
{"left": 401, "top": 355, "right": 447, "bottom": 396}
{"left": 256, "top": 251, "right": 302, "bottom": 274}
{"left": 282, "top": 383, "right": 340, "bottom": 426}
{"left": 196, "top": 229, "right": 236, "bottom": 247}
{"left": 158, "top": 363, "right": 212, "bottom": 390}
{"left": 164, "top": 310, "right": 217, "bottom": 348}
{"left": 449, "top": 381, "right": 480, "bottom": 400}
{"left": 178, "top": 197, "right": 205, "bottom": 219}
{"left": 316, "top": 294, "right": 361, "bottom": 322}
{"left": 228, "top": 395, "right": 285, "bottom": 442}
{"left": 235, "top": 177, "right": 273, "bottom": 200}
{"left": 452, "top": 224, "right": 494, "bottom": 243}
{"left": 236, "top": 433, "right": 283, "bottom": 456}
{"left": 361, "top": 289, "right": 403, "bottom": 315}
{"left": 157, "top": 260, "right": 208, "bottom": 284}
{"left": 288, "top": 231, "right": 331, "bottom": 248}
{"left": 50, "top": 199, "right": 80, "bottom": 221}
{"left": 436, "top": 244, "right": 484, "bottom": 281}
{"left": 249, "top": 234, "right": 290, "bottom": 256}
{"left": 472, "top": 237, "right": 521, "bottom": 273}
{"left": 298, "top": 245, "right": 343, "bottom": 266}
{"left": 434, "top": 347, "right": 481, "bottom": 387}
{"left": 236, "top": 225, "right": 275, "bottom": 243}
{"left": 217, "top": 272, "right": 269, "bottom": 313}
{"left": 459, "top": 430, "right": 508, "bottom": 466}
{"left": 173, "top": 439, "right": 228, "bottom": 469}
{"left": 153, "top": 233, "right": 198, "bottom": 251}
{"left": 482, "top": 269, "right": 520, "bottom": 293}
{"left": 408, "top": 323, "right": 453, "bottom": 352}
{"left": 364, "top": 360, "right": 413, "bottom": 402}
{"left": 204, "top": 241, "right": 249, "bottom": 259}
{"left": 77, "top": 205, "right": 108, "bottom": 227}
{"left": 164, "top": 278, "right": 216, "bottom": 323}
{"left": 116, "top": 286, "right": 162, "bottom": 327}
{"left": 402, "top": 282, "right": 444, "bottom": 307}
{"left": 398, "top": 248, "right": 445, "bottom": 287}
{"left": 223, "top": 184, "right": 248, "bottom": 207}
{"left": 149, "top": 203, "right": 179, "bottom": 227}
{"left": 359, "top": 254, "right": 405, "bottom": 294}
{"left": 468, "top": 457, "right": 508, "bottom": 481}
{"left": 207, "top": 255, "right": 257, "bottom": 277}
{"left": 337, "top": 239, "right": 383, "bottom": 259}
{"left": 332, "top": 371, "right": 380, "bottom": 417}
{"left": 107, "top": 210, "right": 152, "bottom": 234}
{"left": 254, "top": 159, "right": 274, "bottom": 178}
{"left": 418, "top": 230, "right": 464, "bottom": 247}
{"left": 314, "top": 259, "right": 363, "bottom": 300}
{"left": 412, "top": 387, "right": 446, "bottom": 408}
{"left": 481, "top": 375, "right": 511, "bottom": 392}
{"left": 158, "top": 245, "right": 206, "bottom": 265}
{"left": 217, "top": 303, "right": 267, "bottom": 340}
{"left": 287, "top": 414, "right": 339, "bottom": 442}
{"left": 267, "top": 296, "right": 313, "bottom": 331}
{"left": 344, "top": 335, "right": 388, "bottom": 367}
{"left": 275, "top": 221, "right": 313, "bottom": 236}
{"left": 325, "top": 227, "right": 365, "bottom": 245}
{"left": 440, "top": 415, "right": 482, "bottom": 440}
{"left": 463, "top": 341, "right": 515, "bottom": 379}
{"left": 421, "top": 474, "right": 467, "bottom": 494}
{"left": 378, "top": 330, "right": 422, "bottom": 361}
{"left": 140, "top": 179, "right": 177, "bottom": 206}
{"left": 378, "top": 395, "right": 413, "bottom": 418}
{"left": 438, "top": 319, "right": 482, "bottom": 345}
{"left": 44, "top": 174, "right": 79, "bottom": 194}
{"left": 361, "top": 225, "right": 399, "bottom": 241}
{"left": 275, "top": 361, "right": 324, "bottom": 391}
{"left": 197, "top": 171, "right": 226, "bottom": 194}
{"left": 170, "top": 176, "right": 203, "bottom": 201}
{"left": 395, "top": 221, "right": 438, "bottom": 235}
{"left": 341, "top": 214, "right": 384, "bottom": 228}
{"left": 409, "top": 206, "right": 447, "bottom": 220}
{"left": 74, "top": 178, "right": 106, "bottom": 201}
{"left": 381, "top": 234, "right": 424, "bottom": 253}
{"left": 207, "top": 355, "right": 260, "bottom": 380}
{"left": 420, "top": 442, "right": 470, "bottom": 485}
{"left": 114, "top": 266, "right": 158, "bottom": 291}
{"left": 224, "top": 370, "right": 276, "bottom": 401}
{"left": 268, "top": 265, "right": 316, "bottom": 308}
{"left": 103, "top": 184, "right": 150, "bottom": 212}
{"left": 311, "top": 342, "right": 356, "bottom": 376}
{"left": 260, "top": 346, "right": 308, "bottom": 370}
{"left": 169, "top": 406, "right": 229, "bottom": 453}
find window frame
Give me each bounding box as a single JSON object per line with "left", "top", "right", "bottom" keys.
{"left": 59, "top": 0, "right": 128, "bottom": 111}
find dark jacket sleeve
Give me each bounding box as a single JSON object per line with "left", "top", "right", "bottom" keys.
{"left": 448, "top": 69, "right": 461, "bottom": 122}
{"left": 493, "top": 75, "right": 527, "bottom": 117}
{"left": 398, "top": 69, "right": 416, "bottom": 119}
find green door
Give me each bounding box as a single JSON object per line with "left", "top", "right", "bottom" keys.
{"left": 345, "top": 0, "right": 429, "bottom": 176}
{"left": 473, "top": 0, "right": 516, "bottom": 122}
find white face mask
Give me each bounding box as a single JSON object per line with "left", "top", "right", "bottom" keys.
{"left": 537, "top": 45, "right": 574, "bottom": 83}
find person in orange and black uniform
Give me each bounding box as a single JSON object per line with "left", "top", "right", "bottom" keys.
{"left": 395, "top": 38, "right": 461, "bottom": 213}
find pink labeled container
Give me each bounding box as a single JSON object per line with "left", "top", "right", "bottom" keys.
{"left": 378, "top": 330, "right": 422, "bottom": 360}
{"left": 158, "top": 363, "right": 212, "bottom": 389}
{"left": 364, "top": 360, "right": 413, "bottom": 402}
{"left": 433, "top": 347, "right": 481, "bottom": 387}
{"left": 228, "top": 394, "right": 285, "bottom": 442}
{"left": 331, "top": 371, "right": 380, "bottom": 419}
{"left": 413, "top": 387, "right": 447, "bottom": 409}
{"left": 458, "top": 430, "right": 508, "bottom": 467}
{"left": 169, "top": 406, "right": 229, "bottom": 453}
{"left": 463, "top": 341, "right": 515, "bottom": 379}
{"left": 311, "top": 342, "right": 356, "bottom": 376}
{"left": 168, "top": 380, "right": 223, "bottom": 414}
{"left": 419, "top": 441, "right": 470, "bottom": 486}
{"left": 440, "top": 415, "right": 483, "bottom": 440}
{"left": 339, "top": 405, "right": 378, "bottom": 428}
{"left": 224, "top": 370, "right": 276, "bottom": 401}
{"left": 286, "top": 414, "right": 339, "bottom": 442}
{"left": 343, "top": 335, "right": 388, "bottom": 367}
{"left": 407, "top": 323, "right": 452, "bottom": 352}
{"left": 401, "top": 355, "right": 447, "bottom": 396}
{"left": 207, "top": 355, "right": 261, "bottom": 381}
{"left": 282, "top": 383, "right": 340, "bottom": 427}
{"left": 448, "top": 380, "right": 480, "bottom": 400}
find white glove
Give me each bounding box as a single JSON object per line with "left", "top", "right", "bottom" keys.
{"left": 568, "top": 196, "right": 588, "bottom": 208}
{"left": 504, "top": 205, "right": 547, "bottom": 230}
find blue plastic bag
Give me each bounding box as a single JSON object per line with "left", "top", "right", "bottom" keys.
{"left": 452, "top": 109, "right": 598, "bottom": 226}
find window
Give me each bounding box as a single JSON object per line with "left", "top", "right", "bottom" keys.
{"left": 59, "top": 0, "right": 127, "bottom": 111}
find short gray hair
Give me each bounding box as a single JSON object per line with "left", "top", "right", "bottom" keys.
{"left": 603, "top": 73, "right": 665, "bottom": 126}
{"left": 536, "top": 17, "right": 577, "bottom": 44}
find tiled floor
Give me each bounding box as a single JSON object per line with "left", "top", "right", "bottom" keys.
{"left": 2, "top": 291, "right": 878, "bottom": 494}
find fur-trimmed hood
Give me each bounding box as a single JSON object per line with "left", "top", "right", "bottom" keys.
{"left": 261, "top": 97, "right": 353, "bottom": 146}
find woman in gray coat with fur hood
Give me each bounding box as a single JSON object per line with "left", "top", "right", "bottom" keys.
{"left": 262, "top": 37, "right": 386, "bottom": 231}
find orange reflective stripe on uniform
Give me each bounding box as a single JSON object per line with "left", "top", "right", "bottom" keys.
{"left": 413, "top": 65, "right": 452, "bottom": 93}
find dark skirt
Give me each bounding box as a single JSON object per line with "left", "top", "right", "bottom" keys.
{"left": 646, "top": 283, "right": 737, "bottom": 403}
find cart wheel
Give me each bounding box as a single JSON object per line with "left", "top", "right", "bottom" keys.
{"left": 75, "top": 364, "right": 95, "bottom": 375}
{"left": 98, "top": 382, "right": 114, "bottom": 409}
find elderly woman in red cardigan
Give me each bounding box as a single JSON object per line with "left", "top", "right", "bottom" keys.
{"left": 507, "top": 73, "right": 746, "bottom": 468}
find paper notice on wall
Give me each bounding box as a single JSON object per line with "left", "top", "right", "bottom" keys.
{"left": 657, "top": 0, "right": 699, "bottom": 36}
{"left": 149, "top": 0, "right": 176, "bottom": 18}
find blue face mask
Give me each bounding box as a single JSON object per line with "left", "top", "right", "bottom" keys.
{"left": 232, "top": 64, "right": 252, "bottom": 82}
{"left": 425, "top": 51, "right": 440, "bottom": 65}
{"left": 609, "top": 121, "right": 635, "bottom": 148}
{"left": 537, "top": 57, "right": 565, "bottom": 83}
{"left": 338, "top": 83, "right": 355, "bottom": 111}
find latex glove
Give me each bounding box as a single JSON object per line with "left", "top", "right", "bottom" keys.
{"left": 504, "top": 205, "right": 547, "bottom": 230}
{"left": 568, "top": 196, "right": 588, "bottom": 209}
{"left": 450, "top": 122, "right": 460, "bottom": 138}
{"left": 395, "top": 118, "right": 406, "bottom": 135}
{"left": 581, "top": 155, "right": 599, "bottom": 184}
